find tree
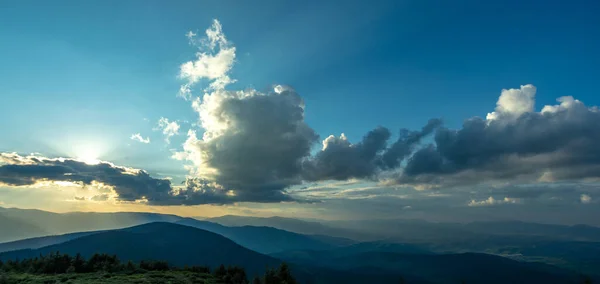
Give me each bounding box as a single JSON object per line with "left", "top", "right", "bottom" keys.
{"left": 277, "top": 263, "right": 296, "bottom": 284}
{"left": 126, "top": 260, "right": 136, "bottom": 271}
{"left": 252, "top": 276, "right": 262, "bottom": 284}
{"left": 72, "top": 253, "right": 86, "bottom": 273}
{"left": 262, "top": 263, "right": 297, "bottom": 284}
{"left": 214, "top": 264, "right": 227, "bottom": 278}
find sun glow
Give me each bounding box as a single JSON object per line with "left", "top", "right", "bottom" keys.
{"left": 75, "top": 147, "right": 102, "bottom": 165}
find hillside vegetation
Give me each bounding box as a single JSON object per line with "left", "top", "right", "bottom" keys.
{"left": 0, "top": 252, "right": 296, "bottom": 284}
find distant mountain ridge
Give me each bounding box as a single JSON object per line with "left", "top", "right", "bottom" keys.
{"left": 0, "top": 230, "right": 103, "bottom": 253}
{"left": 0, "top": 207, "right": 182, "bottom": 242}
{"left": 177, "top": 218, "right": 342, "bottom": 254}
{"left": 207, "top": 214, "right": 377, "bottom": 241}
{"left": 0, "top": 213, "right": 49, "bottom": 243}
{"left": 0, "top": 215, "right": 349, "bottom": 255}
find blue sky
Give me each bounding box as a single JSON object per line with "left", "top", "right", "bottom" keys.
{"left": 1, "top": 0, "right": 599, "bottom": 223}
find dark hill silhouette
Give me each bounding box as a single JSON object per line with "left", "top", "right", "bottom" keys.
{"left": 0, "top": 218, "right": 348, "bottom": 255}
{"left": 0, "top": 222, "right": 282, "bottom": 277}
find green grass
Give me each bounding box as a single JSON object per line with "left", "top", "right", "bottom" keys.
{"left": 1, "top": 271, "right": 220, "bottom": 284}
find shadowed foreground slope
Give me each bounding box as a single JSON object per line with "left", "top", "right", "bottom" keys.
{"left": 0, "top": 222, "right": 281, "bottom": 278}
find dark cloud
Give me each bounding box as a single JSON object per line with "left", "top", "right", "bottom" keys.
{"left": 0, "top": 153, "right": 291, "bottom": 205}
{"left": 382, "top": 119, "right": 443, "bottom": 169}
{"left": 0, "top": 154, "right": 173, "bottom": 202}
{"left": 151, "top": 178, "right": 305, "bottom": 206}
{"left": 398, "top": 96, "right": 600, "bottom": 187}
{"left": 302, "top": 119, "right": 442, "bottom": 181}
{"left": 302, "top": 127, "right": 391, "bottom": 181}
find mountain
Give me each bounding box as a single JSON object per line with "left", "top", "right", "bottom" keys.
{"left": 0, "top": 222, "right": 283, "bottom": 277}
{"left": 207, "top": 215, "right": 334, "bottom": 234}
{"left": 207, "top": 215, "right": 375, "bottom": 241}
{"left": 0, "top": 207, "right": 182, "bottom": 242}
{"left": 329, "top": 241, "right": 432, "bottom": 256}
{"left": 0, "top": 215, "right": 354, "bottom": 254}
{"left": 0, "top": 218, "right": 344, "bottom": 255}
{"left": 0, "top": 230, "right": 103, "bottom": 253}
{"left": 0, "top": 213, "right": 49, "bottom": 243}
{"left": 463, "top": 221, "right": 600, "bottom": 241}
{"left": 273, "top": 249, "right": 584, "bottom": 284}
{"left": 324, "top": 218, "right": 600, "bottom": 243}
{"left": 323, "top": 218, "right": 483, "bottom": 242}
{"left": 176, "top": 218, "right": 341, "bottom": 254}
{"left": 304, "top": 234, "right": 356, "bottom": 247}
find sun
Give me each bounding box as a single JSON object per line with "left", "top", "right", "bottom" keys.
{"left": 78, "top": 154, "right": 101, "bottom": 165}
{"left": 77, "top": 156, "right": 100, "bottom": 165}
{"left": 74, "top": 147, "right": 102, "bottom": 165}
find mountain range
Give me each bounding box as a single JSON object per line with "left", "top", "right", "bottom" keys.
{"left": 1, "top": 207, "right": 599, "bottom": 283}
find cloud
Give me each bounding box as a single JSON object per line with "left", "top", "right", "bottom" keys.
{"left": 91, "top": 194, "right": 109, "bottom": 202}
{"left": 486, "top": 84, "right": 536, "bottom": 121}
{"left": 170, "top": 20, "right": 600, "bottom": 205}
{"left": 0, "top": 152, "right": 254, "bottom": 205}
{"left": 468, "top": 196, "right": 518, "bottom": 207}
{"left": 179, "top": 19, "right": 236, "bottom": 99}
{"left": 396, "top": 85, "right": 600, "bottom": 188}
{"left": 382, "top": 119, "right": 443, "bottom": 169}
{"left": 302, "top": 119, "right": 442, "bottom": 181}
{"left": 302, "top": 127, "right": 391, "bottom": 181}
{"left": 104, "top": 19, "right": 600, "bottom": 206}
{"left": 130, "top": 133, "right": 150, "bottom": 144}
{"left": 155, "top": 117, "right": 180, "bottom": 143}
{"left": 174, "top": 86, "right": 319, "bottom": 203}
{"left": 581, "top": 194, "right": 592, "bottom": 204}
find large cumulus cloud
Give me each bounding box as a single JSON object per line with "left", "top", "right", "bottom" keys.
{"left": 174, "top": 87, "right": 319, "bottom": 203}
{"left": 397, "top": 85, "right": 600, "bottom": 187}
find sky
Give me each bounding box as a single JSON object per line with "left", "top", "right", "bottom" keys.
{"left": 1, "top": 0, "right": 600, "bottom": 225}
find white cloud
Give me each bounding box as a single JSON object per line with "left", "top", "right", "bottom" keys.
{"left": 130, "top": 133, "right": 150, "bottom": 144}
{"left": 178, "top": 19, "right": 236, "bottom": 99}
{"left": 581, "top": 194, "right": 592, "bottom": 204}
{"left": 156, "top": 117, "right": 180, "bottom": 144}
{"left": 486, "top": 84, "right": 536, "bottom": 120}
{"left": 321, "top": 133, "right": 349, "bottom": 150}
{"left": 468, "top": 196, "right": 518, "bottom": 207}
{"left": 541, "top": 96, "right": 587, "bottom": 114}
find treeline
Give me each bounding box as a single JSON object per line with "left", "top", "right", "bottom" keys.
{"left": 0, "top": 252, "right": 297, "bottom": 284}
